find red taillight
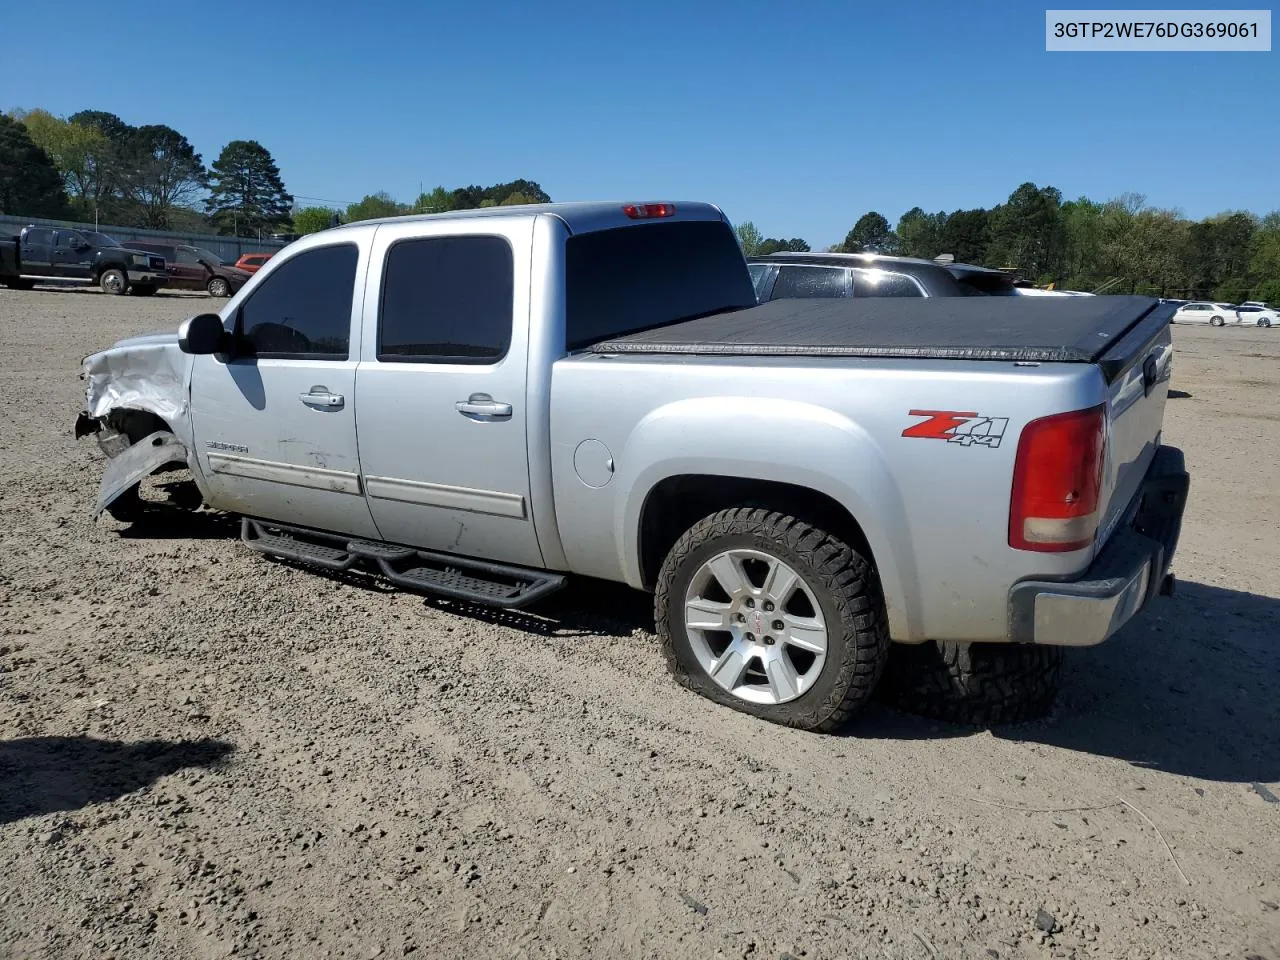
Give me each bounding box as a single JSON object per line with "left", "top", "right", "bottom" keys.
{"left": 622, "top": 203, "right": 676, "bottom": 219}
{"left": 1009, "top": 404, "right": 1106, "bottom": 553}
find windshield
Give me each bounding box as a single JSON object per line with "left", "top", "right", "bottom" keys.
{"left": 192, "top": 247, "right": 223, "bottom": 265}
{"left": 85, "top": 232, "right": 121, "bottom": 248}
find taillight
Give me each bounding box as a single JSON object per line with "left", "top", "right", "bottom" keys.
{"left": 622, "top": 203, "right": 676, "bottom": 219}
{"left": 1009, "top": 404, "right": 1106, "bottom": 552}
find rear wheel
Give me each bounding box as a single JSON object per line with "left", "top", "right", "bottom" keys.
{"left": 656, "top": 507, "right": 890, "bottom": 732}
{"left": 1210, "top": 315, "right": 1225, "bottom": 327}
{"left": 207, "top": 277, "right": 230, "bottom": 297}
{"left": 100, "top": 269, "right": 127, "bottom": 295}
{"left": 878, "top": 640, "right": 1064, "bottom": 724}
{"left": 3, "top": 277, "right": 37, "bottom": 291}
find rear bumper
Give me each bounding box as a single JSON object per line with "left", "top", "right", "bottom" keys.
{"left": 1009, "top": 445, "right": 1189, "bottom": 647}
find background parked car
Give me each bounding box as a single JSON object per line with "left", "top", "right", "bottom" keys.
{"left": 123, "top": 241, "right": 252, "bottom": 297}
{"left": 1171, "top": 302, "right": 1240, "bottom": 326}
{"left": 747, "top": 252, "right": 1015, "bottom": 302}
{"left": 1234, "top": 303, "right": 1277, "bottom": 327}
{"left": 234, "top": 252, "right": 274, "bottom": 274}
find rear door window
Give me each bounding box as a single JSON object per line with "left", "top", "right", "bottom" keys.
{"left": 769, "top": 265, "right": 853, "bottom": 299}
{"left": 852, "top": 269, "right": 924, "bottom": 297}
{"left": 378, "top": 235, "right": 514, "bottom": 363}
{"left": 564, "top": 220, "right": 756, "bottom": 350}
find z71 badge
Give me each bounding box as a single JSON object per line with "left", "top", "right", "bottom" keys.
{"left": 902, "top": 410, "right": 1009, "bottom": 449}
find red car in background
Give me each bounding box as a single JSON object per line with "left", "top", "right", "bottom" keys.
{"left": 234, "top": 253, "right": 274, "bottom": 274}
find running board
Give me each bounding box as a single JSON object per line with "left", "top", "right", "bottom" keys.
{"left": 240, "top": 518, "right": 566, "bottom": 609}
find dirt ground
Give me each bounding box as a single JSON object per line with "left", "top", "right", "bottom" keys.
{"left": 1, "top": 286, "right": 1277, "bottom": 960}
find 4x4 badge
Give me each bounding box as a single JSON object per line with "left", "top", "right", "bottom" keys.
{"left": 902, "top": 410, "right": 1009, "bottom": 449}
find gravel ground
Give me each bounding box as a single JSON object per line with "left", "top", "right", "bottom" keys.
{"left": 1, "top": 286, "right": 1278, "bottom": 960}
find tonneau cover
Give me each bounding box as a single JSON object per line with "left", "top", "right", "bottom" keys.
{"left": 589, "top": 295, "right": 1170, "bottom": 366}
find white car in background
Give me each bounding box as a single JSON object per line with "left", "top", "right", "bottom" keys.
{"left": 1170, "top": 302, "right": 1240, "bottom": 327}
{"left": 1234, "top": 303, "right": 1277, "bottom": 328}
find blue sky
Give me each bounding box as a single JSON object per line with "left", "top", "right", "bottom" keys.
{"left": 5, "top": 0, "right": 1276, "bottom": 248}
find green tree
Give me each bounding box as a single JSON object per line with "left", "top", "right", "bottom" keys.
{"left": 735, "top": 220, "right": 763, "bottom": 256}
{"left": 841, "top": 211, "right": 897, "bottom": 253}
{"left": 119, "top": 124, "right": 207, "bottom": 228}
{"left": 344, "top": 192, "right": 404, "bottom": 223}
{"left": 938, "top": 208, "right": 990, "bottom": 264}
{"left": 757, "top": 237, "right": 810, "bottom": 255}
{"left": 986, "top": 182, "right": 1067, "bottom": 279}
{"left": 294, "top": 206, "right": 340, "bottom": 235}
{"left": 0, "top": 113, "right": 69, "bottom": 217}
{"left": 412, "top": 186, "right": 457, "bottom": 214}
{"left": 205, "top": 139, "right": 293, "bottom": 236}
{"left": 500, "top": 191, "right": 535, "bottom": 205}
{"left": 66, "top": 110, "right": 136, "bottom": 222}
{"left": 9, "top": 108, "right": 110, "bottom": 219}
{"left": 895, "top": 207, "right": 945, "bottom": 258}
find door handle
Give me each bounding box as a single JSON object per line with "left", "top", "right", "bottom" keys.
{"left": 456, "top": 393, "right": 512, "bottom": 420}
{"left": 299, "top": 388, "right": 344, "bottom": 408}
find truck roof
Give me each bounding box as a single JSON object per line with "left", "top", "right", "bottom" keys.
{"left": 324, "top": 201, "right": 729, "bottom": 237}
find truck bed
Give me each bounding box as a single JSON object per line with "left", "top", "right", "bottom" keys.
{"left": 589, "top": 295, "right": 1173, "bottom": 377}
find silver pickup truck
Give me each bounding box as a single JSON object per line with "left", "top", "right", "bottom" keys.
{"left": 76, "top": 201, "right": 1189, "bottom": 732}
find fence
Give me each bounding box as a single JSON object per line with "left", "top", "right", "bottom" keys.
{"left": 0, "top": 214, "right": 289, "bottom": 263}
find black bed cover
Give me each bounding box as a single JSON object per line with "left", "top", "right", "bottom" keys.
{"left": 589, "top": 295, "right": 1172, "bottom": 372}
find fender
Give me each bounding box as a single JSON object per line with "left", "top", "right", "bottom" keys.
{"left": 93, "top": 430, "right": 189, "bottom": 519}
{"left": 613, "top": 396, "right": 922, "bottom": 641}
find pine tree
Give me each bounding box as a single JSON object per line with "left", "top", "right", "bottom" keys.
{"left": 206, "top": 139, "right": 293, "bottom": 236}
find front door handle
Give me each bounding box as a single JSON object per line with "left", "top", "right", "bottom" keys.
{"left": 299, "top": 387, "right": 344, "bottom": 409}
{"left": 456, "top": 393, "right": 512, "bottom": 420}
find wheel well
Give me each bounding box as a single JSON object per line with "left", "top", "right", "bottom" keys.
{"left": 638, "top": 475, "right": 876, "bottom": 589}
{"left": 106, "top": 408, "right": 170, "bottom": 443}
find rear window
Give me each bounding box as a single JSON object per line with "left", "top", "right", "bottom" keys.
{"left": 564, "top": 220, "right": 756, "bottom": 350}
{"left": 852, "top": 269, "right": 924, "bottom": 298}
{"left": 771, "top": 265, "right": 852, "bottom": 299}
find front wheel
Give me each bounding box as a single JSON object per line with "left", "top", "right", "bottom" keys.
{"left": 656, "top": 507, "right": 890, "bottom": 732}
{"left": 100, "top": 269, "right": 127, "bottom": 295}
{"left": 207, "top": 277, "right": 230, "bottom": 297}
{"left": 1259, "top": 318, "right": 1272, "bottom": 328}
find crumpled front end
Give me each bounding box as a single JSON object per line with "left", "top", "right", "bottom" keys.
{"left": 80, "top": 330, "right": 189, "bottom": 428}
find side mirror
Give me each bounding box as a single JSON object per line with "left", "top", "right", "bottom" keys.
{"left": 178, "top": 313, "right": 231, "bottom": 355}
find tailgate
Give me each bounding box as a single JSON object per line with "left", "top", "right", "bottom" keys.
{"left": 1096, "top": 311, "right": 1174, "bottom": 547}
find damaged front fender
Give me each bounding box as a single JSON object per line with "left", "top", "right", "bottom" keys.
{"left": 81, "top": 329, "right": 189, "bottom": 428}
{"left": 94, "top": 431, "right": 189, "bottom": 520}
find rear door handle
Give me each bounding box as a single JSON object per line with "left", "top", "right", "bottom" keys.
{"left": 299, "top": 388, "right": 344, "bottom": 408}
{"left": 456, "top": 393, "right": 512, "bottom": 420}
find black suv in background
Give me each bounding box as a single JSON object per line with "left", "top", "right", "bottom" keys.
{"left": 123, "top": 241, "right": 252, "bottom": 297}
{"left": 747, "top": 252, "right": 1020, "bottom": 302}
{"left": 0, "top": 225, "right": 168, "bottom": 295}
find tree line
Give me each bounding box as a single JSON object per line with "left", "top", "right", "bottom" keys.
{"left": 0, "top": 107, "right": 553, "bottom": 240}
{"left": 740, "top": 183, "right": 1279, "bottom": 303}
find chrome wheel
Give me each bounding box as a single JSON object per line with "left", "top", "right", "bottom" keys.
{"left": 208, "top": 278, "right": 230, "bottom": 297}
{"left": 683, "top": 548, "right": 828, "bottom": 705}
{"left": 100, "top": 270, "right": 125, "bottom": 295}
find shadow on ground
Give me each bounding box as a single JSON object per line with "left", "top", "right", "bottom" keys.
{"left": 858, "top": 580, "right": 1280, "bottom": 784}
{"left": 0, "top": 736, "right": 235, "bottom": 825}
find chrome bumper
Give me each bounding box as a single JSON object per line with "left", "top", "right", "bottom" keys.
{"left": 1009, "top": 445, "right": 1189, "bottom": 647}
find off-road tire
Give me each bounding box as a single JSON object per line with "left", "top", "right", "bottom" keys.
{"left": 878, "top": 640, "right": 1064, "bottom": 725}
{"left": 656, "top": 507, "right": 890, "bottom": 732}
{"left": 100, "top": 268, "right": 128, "bottom": 295}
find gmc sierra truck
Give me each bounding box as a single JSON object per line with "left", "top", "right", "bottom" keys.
{"left": 1, "top": 225, "right": 168, "bottom": 295}
{"left": 74, "top": 201, "right": 1189, "bottom": 732}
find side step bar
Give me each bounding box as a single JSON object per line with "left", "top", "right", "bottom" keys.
{"left": 240, "top": 518, "right": 567, "bottom": 609}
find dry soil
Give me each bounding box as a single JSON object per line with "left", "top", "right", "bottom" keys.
{"left": 1, "top": 286, "right": 1277, "bottom": 960}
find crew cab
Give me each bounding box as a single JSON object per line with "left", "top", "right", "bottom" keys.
{"left": 75, "top": 201, "right": 1189, "bottom": 731}
{"left": 0, "top": 225, "right": 168, "bottom": 295}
